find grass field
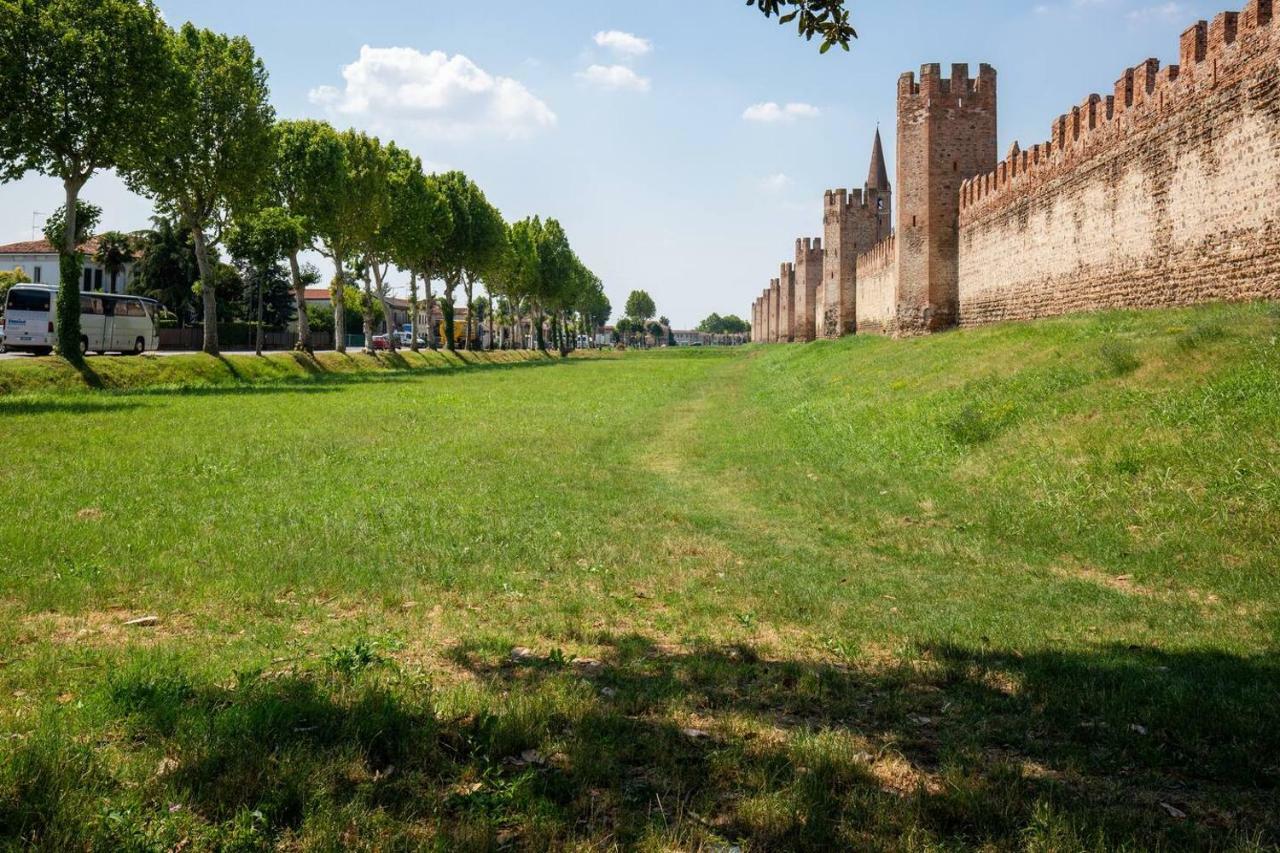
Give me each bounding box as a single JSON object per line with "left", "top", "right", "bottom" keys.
{"left": 1, "top": 303, "right": 1278, "bottom": 850}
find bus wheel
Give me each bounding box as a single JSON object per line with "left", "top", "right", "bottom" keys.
{"left": 132, "top": 337, "right": 145, "bottom": 356}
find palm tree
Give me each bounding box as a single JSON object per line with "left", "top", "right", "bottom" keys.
{"left": 93, "top": 231, "right": 135, "bottom": 294}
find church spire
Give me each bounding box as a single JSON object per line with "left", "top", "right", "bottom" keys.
{"left": 867, "top": 127, "right": 890, "bottom": 191}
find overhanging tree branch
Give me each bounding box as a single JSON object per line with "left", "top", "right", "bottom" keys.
{"left": 746, "top": 0, "right": 857, "bottom": 53}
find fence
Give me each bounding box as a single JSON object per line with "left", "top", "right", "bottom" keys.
{"left": 158, "top": 328, "right": 334, "bottom": 352}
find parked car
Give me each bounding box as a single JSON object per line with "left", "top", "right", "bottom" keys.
{"left": 395, "top": 331, "right": 425, "bottom": 348}
{"left": 371, "top": 334, "right": 391, "bottom": 351}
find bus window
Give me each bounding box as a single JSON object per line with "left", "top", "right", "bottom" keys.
{"left": 6, "top": 289, "right": 51, "bottom": 313}
{"left": 80, "top": 295, "right": 104, "bottom": 315}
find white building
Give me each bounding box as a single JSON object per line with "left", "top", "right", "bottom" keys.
{"left": 0, "top": 237, "right": 136, "bottom": 294}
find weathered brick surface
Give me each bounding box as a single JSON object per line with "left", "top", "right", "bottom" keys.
{"left": 778, "top": 263, "right": 797, "bottom": 342}
{"left": 794, "top": 238, "right": 823, "bottom": 342}
{"left": 823, "top": 185, "right": 891, "bottom": 339}
{"left": 958, "top": 1, "right": 1280, "bottom": 324}
{"left": 897, "top": 63, "right": 998, "bottom": 333}
{"left": 769, "top": 279, "right": 781, "bottom": 343}
{"left": 855, "top": 235, "right": 898, "bottom": 335}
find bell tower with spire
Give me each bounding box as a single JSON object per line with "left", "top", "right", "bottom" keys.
{"left": 819, "top": 128, "right": 895, "bottom": 337}
{"left": 866, "top": 127, "right": 893, "bottom": 239}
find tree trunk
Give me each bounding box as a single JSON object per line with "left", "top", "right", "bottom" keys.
{"left": 443, "top": 280, "right": 458, "bottom": 351}
{"left": 424, "top": 278, "right": 436, "bottom": 349}
{"left": 333, "top": 256, "right": 348, "bottom": 354}
{"left": 463, "top": 277, "right": 474, "bottom": 351}
{"left": 408, "top": 272, "right": 420, "bottom": 353}
{"left": 255, "top": 269, "right": 264, "bottom": 356}
{"left": 372, "top": 262, "right": 397, "bottom": 351}
{"left": 56, "top": 177, "right": 86, "bottom": 362}
{"left": 361, "top": 270, "right": 375, "bottom": 353}
{"left": 487, "top": 302, "right": 495, "bottom": 351}
{"left": 191, "top": 224, "right": 219, "bottom": 356}
{"left": 288, "top": 251, "right": 312, "bottom": 353}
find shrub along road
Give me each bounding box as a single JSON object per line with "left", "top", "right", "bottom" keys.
{"left": 1, "top": 303, "right": 1277, "bottom": 849}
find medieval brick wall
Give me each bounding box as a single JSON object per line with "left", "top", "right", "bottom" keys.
{"left": 855, "top": 236, "right": 898, "bottom": 335}
{"left": 958, "top": 2, "right": 1280, "bottom": 324}
{"left": 794, "top": 238, "right": 823, "bottom": 342}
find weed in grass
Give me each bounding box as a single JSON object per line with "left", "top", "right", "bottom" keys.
{"left": 1177, "top": 320, "right": 1228, "bottom": 351}
{"left": 1098, "top": 338, "right": 1142, "bottom": 376}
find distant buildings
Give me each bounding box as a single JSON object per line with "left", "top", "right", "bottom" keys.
{"left": 0, "top": 236, "right": 137, "bottom": 294}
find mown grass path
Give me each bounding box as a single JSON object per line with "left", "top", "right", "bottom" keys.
{"left": 1, "top": 305, "right": 1277, "bottom": 850}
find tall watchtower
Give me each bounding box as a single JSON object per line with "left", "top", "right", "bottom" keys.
{"left": 822, "top": 130, "right": 895, "bottom": 338}
{"left": 895, "top": 63, "right": 997, "bottom": 332}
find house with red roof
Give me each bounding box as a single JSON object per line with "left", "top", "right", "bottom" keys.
{"left": 0, "top": 236, "right": 139, "bottom": 294}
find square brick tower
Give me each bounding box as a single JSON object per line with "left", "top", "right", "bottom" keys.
{"left": 793, "top": 237, "right": 823, "bottom": 342}
{"left": 822, "top": 129, "right": 894, "bottom": 338}
{"left": 768, "top": 279, "right": 780, "bottom": 342}
{"left": 778, "top": 263, "right": 796, "bottom": 342}
{"left": 895, "top": 63, "right": 997, "bottom": 332}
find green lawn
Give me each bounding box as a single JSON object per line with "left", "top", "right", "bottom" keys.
{"left": 1, "top": 304, "right": 1278, "bottom": 850}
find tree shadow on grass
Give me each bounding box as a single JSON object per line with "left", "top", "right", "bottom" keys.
{"left": 3, "top": 637, "right": 1275, "bottom": 850}
{"left": 0, "top": 396, "right": 143, "bottom": 416}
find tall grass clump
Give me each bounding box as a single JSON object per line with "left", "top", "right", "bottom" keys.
{"left": 1098, "top": 339, "right": 1141, "bottom": 376}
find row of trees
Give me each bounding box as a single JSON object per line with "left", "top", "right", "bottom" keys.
{"left": 0, "top": 0, "right": 607, "bottom": 361}
{"left": 697, "top": 313, "right": 751, "bottom": 335}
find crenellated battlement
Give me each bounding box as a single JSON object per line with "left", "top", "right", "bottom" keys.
{"left": 796, "top": 236, "right": 823, "bottom": 254}
{"left": 823, "top": 187, "right": 886, "bottom": 214}
{"left": 898, "top": 62, "right": 996, "bottom": 106}
{"left": 960, "top": 0, "right": 1276, "bottom": 220}
{"left": 857, "top": 235, "right": 897, "bottom": 275}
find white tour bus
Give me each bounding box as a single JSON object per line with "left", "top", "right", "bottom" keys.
{"left": 3, "top": 284, "right": 161, "bottom": 356}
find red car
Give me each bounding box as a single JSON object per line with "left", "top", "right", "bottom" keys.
{"left": 371, "top": 334, "right": 392, "bottom": 351}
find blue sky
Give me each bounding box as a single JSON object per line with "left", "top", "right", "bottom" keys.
{"left": 0, "top": 0, "right": 1231, "bottom": 326}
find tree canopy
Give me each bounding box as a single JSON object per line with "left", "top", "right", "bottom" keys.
{"left": 124, "top": 22, "right": 276, "bottom": 355}
{"left": 746, "top": 0, "right": 856, "bottom": 53}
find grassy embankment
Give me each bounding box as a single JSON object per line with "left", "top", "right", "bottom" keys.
{"left": 0, "top": 303, "right": 1277, "bottom": 850}
{"left": 0, "top": 346, "right": 578, "bottom": 397}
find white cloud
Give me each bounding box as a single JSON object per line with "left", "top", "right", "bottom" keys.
{"left": 593, "top": 30, "right": 653, "bottom": 58}
{"left": 1125, "top": 2, "right": 1187, "bottom": 22}
{"left": 309, "top": 46, "right": 556, "bottom": 141}
{"left": 576, "top": 64, "right": 651, "bottom": 92}
{"left": 759, "top": 173, "right": 792, "bottom": 192}
{"left": 742, "top": 102, "right": 821, "bottom": 123}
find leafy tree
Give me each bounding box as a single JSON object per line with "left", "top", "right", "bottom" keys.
{"left": 93, "top": 231, "right": 135, "bottom": 292}
{"left": 532, "top": 219, "right": 574, "bottom": 353}
{"left": 130, "top": 217, "right": 200, "bottom": 324}
{"left": 488, "top": 220, "right": 538, "bottom": 350}
{"left": 394, "top": 170, "right": 453, "bottom": 352}
{"left": 124, "top": 23, "right": 276, "bottom": 356}
{"left": 0, "top": 0, "right": 173, "bottom": 361}
{"left": 625, "top": 290, "right": 656, "bottom": 326}
{"left": 698, "top": 312, "right": 751, "bottom": 335}
{"left": 0, "top": 267, "right": 30, "bottom": 304}
{"left": 226, "top": 207, "right": 305, "bottom": 355}
{"left": 747, "top": 0, "right": 856, "bottom": 53}
{"left": 273, "top": 120, "right": 346, "bottom": 353}
{"left": 42, "top": 200, "right": 101, "bottom": 254}
{"left": 433, "top": 172, "right": 506, "bottom": 351}
{"left": 331, "top": 130, "right": 390, "bottom": 351}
